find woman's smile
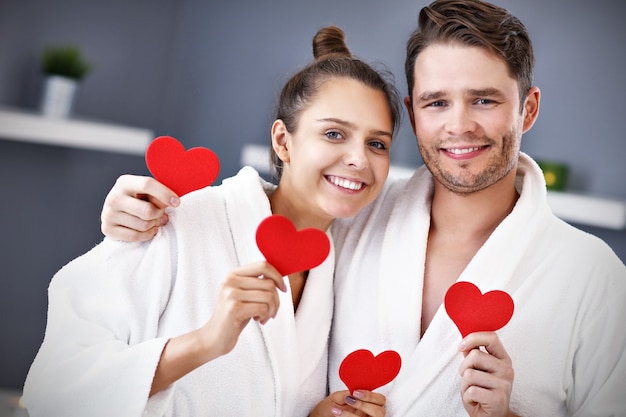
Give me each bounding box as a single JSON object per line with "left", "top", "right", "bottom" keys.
{"left": 325, "top": 175, "right": 366, "bottom": 191}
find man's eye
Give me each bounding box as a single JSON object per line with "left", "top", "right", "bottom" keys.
{"left": 476, "top": 98, "right": 495, "bottom": 105}
{"left": 428, "top": 101, "right": 445, "bottom": 107}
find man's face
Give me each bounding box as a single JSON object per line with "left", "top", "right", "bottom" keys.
{"left": 407, "top": 43, "right": 534, "bottom": 195}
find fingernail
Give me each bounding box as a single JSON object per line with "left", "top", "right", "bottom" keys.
{"left": 458, "top": 340, "right": 466, "bottom": 351}
{"left": 345, "top": 396, "right": 356, "bottom": 406}
{"left": 352, "top": 390, "right": 364, "bottom": 399}
{"left": 160, "top": 215, "right": 168, "bottom": 226}
{"left": 170, "top": 196, "right": 180, "bottom": 207}
{"left": 331, "top": 407, "right": 343, "bottom": 416}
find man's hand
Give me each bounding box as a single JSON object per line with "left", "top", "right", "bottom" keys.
{"left": 458, "top": 332, "right": 518, "bottom": 417}
{"left": 101, "top": 174, "right": 179, "bottom": 242}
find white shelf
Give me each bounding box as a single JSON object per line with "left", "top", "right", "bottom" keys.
{"left": 381, "top": 162, "right": 626, "bottom": 231}
{"left": 546, "top": 191, "right": 626, "bottom": 230}
{"left": 0, "top": 106, "right": 152, "bottom": 155}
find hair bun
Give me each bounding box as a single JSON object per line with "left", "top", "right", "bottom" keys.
{"left": 312, "top": 25, "right": 352, "bottom": 59}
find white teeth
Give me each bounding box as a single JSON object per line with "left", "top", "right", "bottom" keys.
{"left": 448, "top": 147, "right": 482, "bottom": 155}
{"left": 328, "top": 176, "right": 363, "bottom": 190}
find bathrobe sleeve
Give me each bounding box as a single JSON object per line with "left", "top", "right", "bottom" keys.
{"left": 23, "top": 231, "right": 178, "bottom": 417}
{"left": 565, "top": 241, "right": 626, "bottom": 417}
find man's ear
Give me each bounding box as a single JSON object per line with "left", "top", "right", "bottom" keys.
{"left": 271, "top": 119, "right": 290, "bottom": 163}
{"left": 404, "top": 96, "right": 416, "bottom": 132}
{"left": 522, "top": 86, "right": 541, "bottom": 133}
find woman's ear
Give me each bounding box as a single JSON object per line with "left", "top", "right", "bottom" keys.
{"left": 271, "top": 119, "right": 290, "bottom": 163}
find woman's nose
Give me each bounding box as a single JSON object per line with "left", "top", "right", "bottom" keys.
{"left": 343, "top": 143, "right": 368, "bottom": 170}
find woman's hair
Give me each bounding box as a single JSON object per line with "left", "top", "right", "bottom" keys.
{"left": 404, "top": 0, "right": 534, "bottom": 109}
{"left": 271, "top": 25, "right": 401, "bottom": 180}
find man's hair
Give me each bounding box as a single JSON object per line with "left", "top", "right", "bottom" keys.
{"left": 405, "top": 0, "right": 534, "bottom": 107}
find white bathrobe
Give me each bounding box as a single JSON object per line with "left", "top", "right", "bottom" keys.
{"left": 329, "top": 154, "right": 626, "bottom": 416}
{"left": 24, "top": 166, "right": 334, "bottom": 417}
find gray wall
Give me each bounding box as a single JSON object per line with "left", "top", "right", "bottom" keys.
{"left": 0, "top": 0, "right": 624, "bottom": 391}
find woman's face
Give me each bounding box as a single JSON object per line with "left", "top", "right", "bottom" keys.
{"left": 274, "top": 77, "right": 393, "bottom": 227}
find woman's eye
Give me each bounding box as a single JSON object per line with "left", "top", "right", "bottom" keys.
{"left": 369, "top": 140, "right": 387, "bottom": 151}
{"left": 325, "top": 131, "right": 343, "bottom": 140}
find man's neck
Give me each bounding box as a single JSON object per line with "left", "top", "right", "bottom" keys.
{"left": 429, "top": 169, "right": 519, "bottom": 242}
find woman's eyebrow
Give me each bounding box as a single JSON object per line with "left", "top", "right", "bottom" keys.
{"left": 317, "top": 118, "right": 392, "bottom": 138}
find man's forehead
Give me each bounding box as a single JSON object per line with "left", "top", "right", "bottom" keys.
{"left": 412, "top": 45, "right": 517, "bottom": 92}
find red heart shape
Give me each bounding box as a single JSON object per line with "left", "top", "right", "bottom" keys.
{"left": 339, "top": 349, "right": 402, "bottom": 393}
{"left": 255, "top": 215, "right": 330, "bottom": 277}
{"left": 444, "top": 281, "right": 514, "bottom": 338}
{"left": 145, "top": 136, "right": 220, "bottom": 196}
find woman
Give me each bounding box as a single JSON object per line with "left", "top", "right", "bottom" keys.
{"left": 23, "top": 26, "right": 401, "bottom": 417}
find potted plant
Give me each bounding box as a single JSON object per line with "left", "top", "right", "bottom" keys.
{"left": 40, "top": 45, "right": 92, "bottom": 118}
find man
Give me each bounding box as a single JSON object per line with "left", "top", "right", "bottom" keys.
{"left": 100, "top": 1, "right": 626, "bottom": 415}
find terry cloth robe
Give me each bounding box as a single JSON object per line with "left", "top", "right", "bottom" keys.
{"left": 23, "top": 166, "right": 334, "bottom": 417}
{"left": 329, "top": 153, "right": 626, "bottom": 416}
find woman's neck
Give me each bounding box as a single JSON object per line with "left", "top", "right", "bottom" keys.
{"left": 268, "top": 185, "right": 334, "bottom": 232}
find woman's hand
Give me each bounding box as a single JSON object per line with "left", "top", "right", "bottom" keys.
{"left": 198, "top": 262, "right": 287, "bottom": 357}
{"left": 151, "top": 261, "right": 286, "bottom": 396}
{"left": 458, "top": 332, "right": 518, "bottom": 417}
{"left": 309, "top": 390, "right": 386, "bottom": 417}
{"left": 101, "top": 174, "right": 179, "bottom": 242}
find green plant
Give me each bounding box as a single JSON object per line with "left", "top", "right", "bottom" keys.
{"left": 42, "top": 45, "right": 92, "bottom": 80}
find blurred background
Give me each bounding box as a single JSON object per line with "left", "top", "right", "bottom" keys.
{"left": 1, "top": 0, "right": 625, "bottom": 398}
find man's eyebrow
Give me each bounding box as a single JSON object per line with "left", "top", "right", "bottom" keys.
{"left": 416, "top": 91, "right": 446, "bottom": 103}
{"left": 317, "top": 118, "right": 393, "bottom": 138}
{"left": 417, "top": 88, "right": 507, "bottom": 103}
{"left": 467, "top": 88, "right": 507, "bottom": 99}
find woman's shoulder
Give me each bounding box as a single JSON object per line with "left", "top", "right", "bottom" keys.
{"left": 165, "top": 166, "right": 271, "bottom": 236}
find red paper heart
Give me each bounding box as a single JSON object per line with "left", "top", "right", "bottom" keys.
{"left": 145, "top": 136, "right": 220, "bottom": 196}
{"left": 444, "top": 281, "right": 514, "bottom": 338}
{"left": 339, "top": 349, "right": 402, "bottom": 393}
{"left": 255, "top": 215, "right": 330, "bottom": 277}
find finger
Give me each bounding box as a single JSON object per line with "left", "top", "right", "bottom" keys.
{"left": 327, "top": 390, "right": 351, "bottom": 404}
{"left": 227, "top": 273, "right": 285, "bottom": 295}
{"left": 351, "top": 390, "right": 386, "bottom": 407}
{"left": 462, "top": 384, "right": 490, "bottom": 407}
{"left": 229, "top": 300, "right": 277, "bottom": 325}
{"left": 459, "top": 348, "right": 501, "bottom": 374}
{"left": 344, "top": 394, "right": 386, "bottom": 417}
{"left": 114, "top": 192, "right": 168, "bottom": 222}
{"left": 105, "top": 208, "right": 164, "bottom": 233}
{"left": 117, "top": 175, "right": 180, "bottom": 208}
{"left": 234, "top": 262, "right": 287, "bottom": 293}
{"left": 215, "top": 291, "right": 275, "bottom": 327}
{"left": 460, "top": 365, "right": 512, "bottom": 392}
{"left": 461, "top": 382, "right": 510, "bottom": 413}
{"left": 100, "top": 207, "right": 163, "bottom": 241}
{"left": 459, "top": 331, "right": 511, "bottom": 362}
{"left": 101, "top": 225, "right": 159, "bottom": 243}
{"left": 460, "top": 348, "right": 514, "bottom": 383}
{"left": 222, "top": 281, "right": 281, "bottom": 320}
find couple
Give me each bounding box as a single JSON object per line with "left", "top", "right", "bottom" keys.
{"left": 24, "top": 1, "right": 626, "bottom": 416}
